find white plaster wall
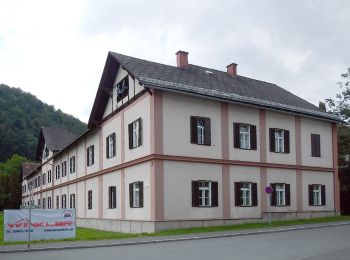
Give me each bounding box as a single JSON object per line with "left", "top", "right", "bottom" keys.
{"left": 230, "top": 166, "right": 261, "bottom": 218}
{"left": 103, "top": 171, "right": 121, "bottom": 219}
{"left": 300, "top": 118, "right": 333, "bottom": 168}
{"left": 77, "top": 182, "right": 85, "bottom": 218}
{"left": 266, "top": 111, "right": 296, "bottom": 165}
{"left": 124, "top": 162, "right": 151, "bottom": 221}
{"left": 228, "top": 105, "right": 260, "bottom": 162}
{"left": 302, "top": 171, "right": 334, "bottom": 211}
{"left": 76, "top": 140, "right": 86, "bottom": 178}
{"left": 124, "top": 95, "right": 151, "bottom": 162}
{"left": 86, "top": 130, "right": 99, "bottom": 175}
{"left": 162, "top": 92, "right": 222, "bottom": 159}
{"left": 102, "top": 115, "right": 122, "bottom": 169}
{"left": 267, "top": 169, "right": 297, "bottom": 212}
{"left": 163, "top": 161, "right": 223, "bottom": 220}
{"left": 86, "top": 177, "right": 99, "bottom": 218}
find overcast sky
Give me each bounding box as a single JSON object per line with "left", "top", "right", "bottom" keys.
{"left": 1, "top": 0, "right": 349, "bottom": 123}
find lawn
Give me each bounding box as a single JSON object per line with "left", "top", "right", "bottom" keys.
{"left": 1, "top": 212, "right": 349, "bottom": 246}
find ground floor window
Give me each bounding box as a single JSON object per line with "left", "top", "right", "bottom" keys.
{"left": 129, "top": 182, "right": 143, "bottom": 208}
{"left": 271, "top": 183, "right": 290, "bottom": 206}
{"left": 48, "top": 197, "right": 51, "bottom": 209}
{"left": 309, "top": 184, "right": 326, "bottom": 206}
{"left": 192, "top": 180, "right": 218, "bottom": 207}
{"left": 234, "top": 182, "right": 258, "bottom": 206}
{"left": 70, "top": 194, "right": 75, "bottom": 208}
{"left": 56, "top": 195, "right": 59, "bottom": 209}
{"left": 108, "top": 186, "right": 117, "bottom": 209}
{"left": 61, "top": 194, "right": 67, "bottom": 209}
{"left": 88, "top": 190, "right": 92, "bottom": 209}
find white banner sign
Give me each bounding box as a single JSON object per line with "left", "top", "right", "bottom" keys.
{"left": 4, "top": 209, "right": 76, "bottom": 241}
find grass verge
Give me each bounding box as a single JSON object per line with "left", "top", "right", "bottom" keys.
{"left": 1, "top": 213, "right": 349, "bottom": 246}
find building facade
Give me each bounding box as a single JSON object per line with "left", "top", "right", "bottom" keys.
{"left": 22, "top": 51, "right": 341, "bottom": 233}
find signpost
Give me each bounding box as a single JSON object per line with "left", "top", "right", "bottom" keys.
{"left": 265, "top": 186, "right": 273, "bottom": 227}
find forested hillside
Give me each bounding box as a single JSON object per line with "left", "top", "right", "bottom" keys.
{"left": 0, "top": 84, "right": 86, "bottom": 162}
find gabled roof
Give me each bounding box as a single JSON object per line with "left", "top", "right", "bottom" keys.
{"left": 21, "top": 162, "right": 40, "bottom": 180}
{"left": 88, "top": 52, "right": 341, "bottom": 128}
{"left": 35, "top": 126, "right": 78, "bottom": 160}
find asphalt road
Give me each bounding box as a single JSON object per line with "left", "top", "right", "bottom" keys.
{"left": 2, "top": 224, "right": 350, "bottom": 260}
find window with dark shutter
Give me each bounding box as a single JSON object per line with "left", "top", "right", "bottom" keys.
{"left": 311, "top": 134, "right": 321, "bottom": 157}
{"left": 270, "top": 183, "right": 277, "bottom": 206}
{"left": 129, "top": 119, "right": 142, "bottom": 149}
{"left": 211, "top": 181, "right": 218, "bottom": 207}
{"left": 252, "top": 183, "right": 258, "bottom": 206}
{"left": 190, "top": 116, "right": 211, "bottom": 146}
{"left": 190, "top": 117, "right": 197, "bottom": 144}
{"left": 88, "top": 190, "right": 92, "bottom": 209}
{"left": 138, "top": 118, "right": 142, "bottom": 147}
{"left": 269, "top": 129, "right": 275, "bottom": 152}
{"left": 106, "top": 136, "right": 109, "bottom": 158}
{"left": 285, "top": 184, "right": 291, "bottom": 206}
{"left": 284, "top": 130, "right": 290, "bottom": 153}
{"left": 204, "top": 118, "right": 211, "bottom": 146}
{"left": 112, "top": 133, "right": 116, "bottom": 156}
{"left": 234, "top": 182, "right": 241, "bottom": 206}
{"left": 250, "top": 125, "right": 257, "bottom": 150}
{"left": 139, "top": 181, "right": 144, "bottom": 208}
{"left": 191, "top": 181, "right": 199, "bottom": 207}
{"left": 128, "top": 123, "right": 133, "bottom": 149}
{"left": 321, "top": 185, "right": 326, "bottom": 205}
{"left": 116, "top": 76, "right": 129, "bottom": 102}
{"left": 308, "top": 184, "right": 313, "bottom": 205}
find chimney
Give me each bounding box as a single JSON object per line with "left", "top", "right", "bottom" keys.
{"left": 226, "top": 63, "right": 238, "bottom": 76}
{"left": 176, "top": 50, "right": 189, "bottom": 69}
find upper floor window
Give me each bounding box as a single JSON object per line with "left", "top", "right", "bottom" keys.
{"left": 42, "top": 173, "right": 46, "bottom": 185}
{"left": 34, "top": 177, "right": 38, "bottom": 188}
{"left": 271, "top": 183, "right": 290, "bottom": 207}
{"left": 192, "top": 180, "right": 218, "bottom": 207}
{"left": 108, "top": 186, "right": 117, "bottom": 209}
{"left": 55, "top": 165, "right": 60, "bottom": 179}
{"left": 116, "top": 76, "right": 129, "bottom": 102}
{"left": 48, "top": 170, "right": 52, "bottom": 183}
{"left": 128, "top": 118, "right": 142, "bottom": 149}
{"left": 233, "top": 123, "right": 257, "bottom": 150}
{"left": 190, "top": 116, "right": 211, "bottom": 146}
{"left": 311, "top": 134, "right": 321, "bottom": 157}
{"left": 87, "top": 145, "right": 95, "bottom": 166}
{"left": 129, "top": 181, "right": 143, "bottom": 208}
{"left": 70, "top": 156, "right": 76, "bottom": 173}
{"left": 269, "top": 128, "right": 290, "bottom": 154}
{"left": 234, "top": 182, "right": 258, "bottom": 207}
{"left": 38, "top": 176, "right": 41, "bottom": 186}
{"left": 106, "top": 133, "right": 116, "bottom": 158}
{"left": 62, "top": 161, "right": 67, "bottom": 177}
{"left": 308, "top": 184, "right": 325, "bottom": 206}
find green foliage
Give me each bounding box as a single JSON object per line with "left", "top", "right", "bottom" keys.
{"left": 0, "top": 84, "right": 86, "bottom": 162}
{"left": 0, "top": 154, "right": 28, "bottom": 210}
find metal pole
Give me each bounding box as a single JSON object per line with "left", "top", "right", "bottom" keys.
{"left": 268, "top": 195, "right": 271, "bottom": 227}
{"left": 28, "top": 187, "right": 32, "bottom": 250}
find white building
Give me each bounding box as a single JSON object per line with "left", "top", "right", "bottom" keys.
{"left": 22, "top": 51, "right": 341, "bottom": 233}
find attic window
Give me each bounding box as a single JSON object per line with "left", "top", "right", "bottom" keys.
{"left": 116, "top": 76, "right": 129, "bottom": 102}
{"left": 205, "top": 70, "right": 214, "bottom": 75}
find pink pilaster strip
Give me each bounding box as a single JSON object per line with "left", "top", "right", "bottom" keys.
{"left": 150, "top": 89, "right": 164, "bottom": 221}
{"left": 121, "top": 169, "right": 125, "bottom": 220}
{"left": 84, "top": 180, "right": 87, "bottom": 218}
{"left": 221, "top": 102, "right": 230, "bottom": 219}
{"left": 98, "top": 175, "right": 103, "bottom": 219}
{"left": 332, "top": 123, "right": 340, "bottom": 211}
{"left": 259, "top": 109, "right": 267, "bottom": 213}
{"left": 295, "top": 116, "right": 303, "bottom": 211}
{"left": 121, "top": 107, "right": 126, "bottom": 220}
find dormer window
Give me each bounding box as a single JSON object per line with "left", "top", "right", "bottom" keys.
{"left": 44, "top": 147, "right": 49, "bottom": 158}
{"left": 116, "top": 76, "right": 129, "bottom": 102}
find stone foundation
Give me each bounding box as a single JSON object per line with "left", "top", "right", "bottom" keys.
{"left": 77, "top": 211, "right": 340, "bottom": 234}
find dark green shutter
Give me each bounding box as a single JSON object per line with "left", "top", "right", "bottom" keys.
{"left": 252, "top": 182, "right": 258, "bottom": 206}
{"left": 250, "top": 125, "right": 257, "bottom": 150}
{"left": 211, "top": 181, "right": 218, "bottom": 207}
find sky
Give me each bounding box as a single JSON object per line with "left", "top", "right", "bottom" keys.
{"left": 0, "top": 0, "right": 349, "bottom": 123}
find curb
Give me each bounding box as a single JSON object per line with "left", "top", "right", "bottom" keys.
{"left": 1, "top": 221, "right": 350, "bottom": 254}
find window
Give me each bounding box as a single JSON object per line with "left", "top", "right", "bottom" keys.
{"left": 34, "top": 177, "right": 38, "bottom": 188}
{"left": 55, "top": 165, "right": 60, "bottom": 179}
{"left": 38, "top": 176, "right": 41, "bottom": 186}
{"left": 271, "top": 183, "right": 290, "bottom": 207}
{"left": 309, "top": 184, "right": 325, "bottom": 206}
{"left": 269, "top": 128, "right": 290, "bottom": 153}
{"left": 87, "top": 145, "right": 95, "bottom": 166}
{"left": 128, "top": 118, "right": 142, "bottom": 149}
{"left": 234, "top": 123, "right": 257, "bottom": 150}
{"left": 37, "top": 199, "right": 40, "bottom": 207}
{"left": 190, "top": 116, "right": 211, "bottom": 146}
{"left": 70, "top": 194, "right": 75, "bottom": 208}
{"left": 48, "top": 197, "right": 52, "bottom": 209}
{"left": 234, "top": 182, "right": 258, "bottom": 207}
{"left": 56, "top": 195, "right": 59, "bottom": 209}
{"left": 129, "top": 181, "right": 143, "bottom": 208}
{"left": 311, "top": 134, "right": 321, "bottom": 157}
{"left": 42, "top": 173, "right": 46, "bottom": 185}
{"left": 70, "top": 156, "right": 76, "bottom": 173}
{"left": 108, "top": 186, "right": 117, "bottom": 209}
{"left": 88, "top": 190, "right": 92, "bottom": 209}
{"left": 106, "top": 133, "right": 116, "bottom": 158}
{"left": 62, "top": 161, "right": 67, "bottom": 177}
{"left": 44, "top": 147, "right": 49, "bottom": 158}
{"left": 192, "top": 180, "right": 218, "bottom": 207}
{"left": 48, "top": 170, "right": 52, "bottom": 183}
{"left": 116, "top": 76, "right": 129, "bottom": 102}
{"left": 42, "top": 198, "right": 46, "bottom": 209}
{"left": 61, "top": 194, "right": 67, "bottom": 208}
